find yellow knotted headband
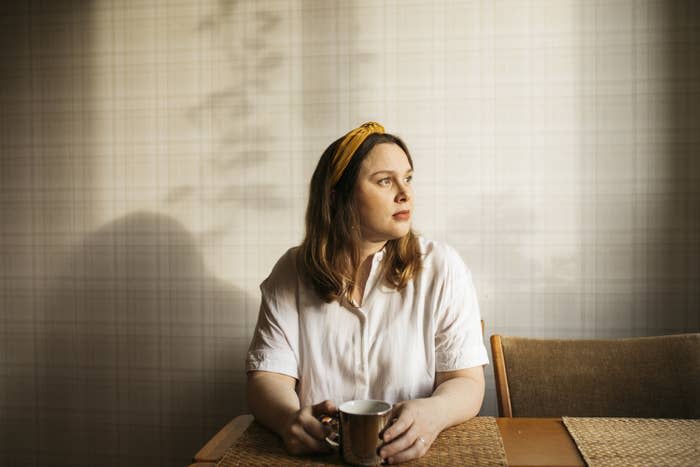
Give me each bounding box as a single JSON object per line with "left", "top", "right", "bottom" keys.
{"left": 329, "top": 122, "right": 385, "bottom": 187}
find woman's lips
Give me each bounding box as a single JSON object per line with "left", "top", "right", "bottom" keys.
{"left": 392, "top": 210, "right": 411, "bottom": 221}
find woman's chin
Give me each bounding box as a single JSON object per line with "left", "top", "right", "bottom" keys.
{"left": 363, "top": 224, "right": 412, "bottom": 243}
{"left": 390, "top": 224, "right": 412, "bottom": 239}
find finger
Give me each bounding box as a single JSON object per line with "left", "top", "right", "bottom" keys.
{"left": 311, "top": 399, "right": 337, "bottom": 417}
{"left": 382, "top": 411, "right": 413, "bottom": 442}
{"left": 299, "top": 410, "right": 328, "bottom": 440}
{"left": 290, "top": 422, "right": 331, "bottom": 454}
{"left": 379, "top": 424, "right": 420, "bottom": 459}
{"left": 386, "top": 434, "right": 429, "bottom": 464}
{"left": 379, "top": 412, "right": 399, "bottom": 440}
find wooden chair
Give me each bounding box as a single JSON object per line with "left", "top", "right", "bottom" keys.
{"left": 490, "top": 333, "right": 700, "bottom": 418}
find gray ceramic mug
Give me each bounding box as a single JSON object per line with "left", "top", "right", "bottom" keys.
{"left": 323, "top": 399, "right": 393, "bottom": 466}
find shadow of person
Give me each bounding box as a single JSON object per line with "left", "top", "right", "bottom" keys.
{"left": 35, "top": 211, "right": 251, "bottom": 467}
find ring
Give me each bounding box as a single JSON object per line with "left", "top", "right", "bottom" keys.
{"left": 417, "top": 436, "right": 426, "bottom": 444}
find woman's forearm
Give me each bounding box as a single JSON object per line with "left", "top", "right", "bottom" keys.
{"left": 430, "top": 366, "right": 485, "bottom": 431}
{"left": 246, "top": 371, "right": 301, "bottom": 436}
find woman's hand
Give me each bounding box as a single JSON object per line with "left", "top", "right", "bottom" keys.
{"left": 280, "top": 399, "right": 337, "bottom": 456}
{"left": 378, "top": 398, "right": 443, "bottom": 464}
{"left": 379, "top": 368, "right": 485, "bottom": 464}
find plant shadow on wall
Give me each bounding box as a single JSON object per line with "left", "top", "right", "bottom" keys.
{"left": 166, "top": 0, "right": 288, "bottom": 240}
{"left": 39, "top": 212, "right": 249, "bottom": 467}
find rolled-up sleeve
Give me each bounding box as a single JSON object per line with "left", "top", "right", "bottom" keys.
{"left": 245, "top": 277, "right": 299, "bottom": 379}
{"left": 434, "top": 247, "right": 489, "bottom": 371}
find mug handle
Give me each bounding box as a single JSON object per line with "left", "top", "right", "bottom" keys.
{"left": 319, "top": 413, "right": 340, "bottom": 448}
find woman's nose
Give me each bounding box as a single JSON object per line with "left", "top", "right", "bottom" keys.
{"left": 395, "top": 184, "right": 411, "bottom": 203}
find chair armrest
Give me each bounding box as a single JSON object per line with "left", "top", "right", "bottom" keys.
{"left": 194, "top": 414, "right": 255, "bottom": 462}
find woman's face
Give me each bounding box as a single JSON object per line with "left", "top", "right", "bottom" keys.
{"left": 353, "top": 143, "right": 414, "bottom": 244}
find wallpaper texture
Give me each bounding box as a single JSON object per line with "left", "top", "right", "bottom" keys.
{"left": 1, "top": 1, "right": 698, "bottom": 465}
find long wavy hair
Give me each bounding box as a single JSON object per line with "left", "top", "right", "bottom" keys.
{"left": 297, "top": 132, "right": 422, "bottom": 303}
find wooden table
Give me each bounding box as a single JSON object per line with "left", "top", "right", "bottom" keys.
{"left": 190, "top": 415, "right": 584, "bottom": 467}
{"left": 497, "top": 418, "right": 583, "bottom": 467}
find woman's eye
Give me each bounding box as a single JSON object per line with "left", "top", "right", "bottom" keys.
{"left": 378, "top": 178, "right": 391, "bottom": 186}
{"left": 405, "top": 175, "right": 413, "bottom": 183}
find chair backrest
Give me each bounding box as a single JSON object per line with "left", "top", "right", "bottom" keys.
{"left": 490, "top": 333, "right": 700, "bottom": 418}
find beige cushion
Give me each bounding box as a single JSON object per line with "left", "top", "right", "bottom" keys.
{"left": 501, "top": 333, "right": 699, "bottom": 418}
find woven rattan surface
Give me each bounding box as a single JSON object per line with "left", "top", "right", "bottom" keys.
{"left": 217, "top": 416, "right": 507, "bottom": 466}
{"left": 563, "top": 417, "right": 700, "bottom": 467}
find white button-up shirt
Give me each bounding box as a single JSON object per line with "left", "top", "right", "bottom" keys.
{"left": 246, "top": 237, "right": 488, "bottom": 406}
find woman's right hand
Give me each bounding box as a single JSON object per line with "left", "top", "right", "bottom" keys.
{"left": 281, "top": 399, "right": 337, "bottom": 455}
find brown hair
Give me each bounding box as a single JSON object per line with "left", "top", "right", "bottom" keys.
{"left": 297, "top": 132, "right": 422, "bottom": 303}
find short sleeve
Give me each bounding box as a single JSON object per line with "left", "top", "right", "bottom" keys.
{"left": 434, "top": 247, "right": 489, "bottom": 371}
{"left": 245, "top": 252, "right": 300, "bottom": 379}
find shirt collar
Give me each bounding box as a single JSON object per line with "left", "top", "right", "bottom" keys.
{"left": 374, "top": 248, "right": 385, "bottom": 262}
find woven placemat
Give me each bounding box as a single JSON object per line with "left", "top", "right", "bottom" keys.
{"left": 217, "top": 416, "right": 507, "bottom": 466}
{"left": 563, "top": 417, "right": 700, "bottom": 467}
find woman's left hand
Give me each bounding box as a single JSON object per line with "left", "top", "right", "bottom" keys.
{"left": 378, "top": 398, "right": 443, "bottom": 464}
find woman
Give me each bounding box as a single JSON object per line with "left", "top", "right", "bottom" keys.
{"left": 246, "top": 122, "right": 488, "bottom": 464}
